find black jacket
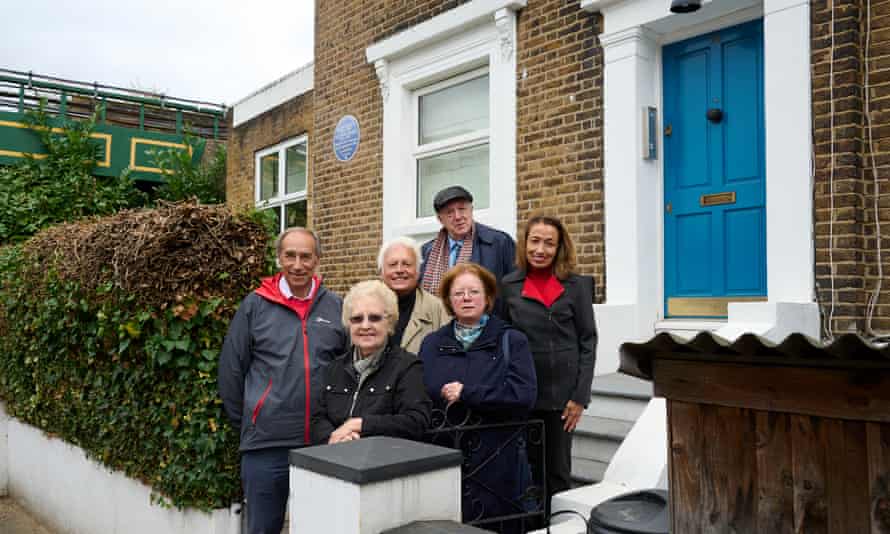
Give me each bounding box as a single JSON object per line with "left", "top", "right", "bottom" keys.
{"left": 498, "top": 271, "right": 597, "bottom": 410}
{"left": 311, "top": 344, "right": 432, "bottom": 444}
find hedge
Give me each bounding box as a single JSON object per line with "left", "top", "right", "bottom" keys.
{"left": 0, "top": 202, "right": 271, "bottom": 510}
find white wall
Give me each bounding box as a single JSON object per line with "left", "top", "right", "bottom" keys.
{"left": 0, "top": 401, "right": 8, "bottom": 497}
{"left": 2, "top": 404, "right": 240, "bottom": 534}
{"left": 290, "top": 466, "right": 461, "bottom": 534}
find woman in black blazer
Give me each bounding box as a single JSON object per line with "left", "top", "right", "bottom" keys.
{"left": 498, "top": 214, "right": 597, "bottom": 514}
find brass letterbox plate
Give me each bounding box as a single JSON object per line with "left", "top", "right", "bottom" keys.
{"left": 700, "top": 191, "right": 736, "bottom": 207}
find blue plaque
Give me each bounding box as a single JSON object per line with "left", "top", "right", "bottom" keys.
{"left": 333, "top": 115, "right": 360, "bottom": 162}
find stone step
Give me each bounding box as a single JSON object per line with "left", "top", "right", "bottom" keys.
{"left": 567, "top": 373, "right": 656, "bottom": 486}
{"left": 572, "top": 433, "right": 621, "bottom": 465}
{"left": 582, "top": 394, "right": 648, "bottom": 423}
{"left": 590, "top": 373, "right": 653, "bottom": 401}
{"left": 574, "top": 415, "right": 633, "bottom": 441}
{"left": 570, "top": 457, "right": 608, "bottom": 485}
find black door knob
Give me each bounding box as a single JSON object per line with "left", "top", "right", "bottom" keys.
{"left": 707, "top": 108, "right": 723, "bottom": 123}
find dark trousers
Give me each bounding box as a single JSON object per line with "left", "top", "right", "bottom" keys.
{"left": 241, "top": 447, "right": 290, "bottom": 534}
{"left": 529, "top": 410, "right": 573, "bottom": 517}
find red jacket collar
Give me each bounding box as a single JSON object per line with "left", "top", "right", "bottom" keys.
{"left": 255, "top": 273, "right": 321, "bottom": 309}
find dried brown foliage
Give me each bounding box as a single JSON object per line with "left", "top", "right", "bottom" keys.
{"left": 21, "top": 201, "right": 270, "bottom": 307}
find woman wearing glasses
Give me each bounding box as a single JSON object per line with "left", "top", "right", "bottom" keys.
{"left": 311, "top": 280, "right": 431, "bottom": 444}
{"left": 419, "top": 263, "right": 537, "bottom": 532}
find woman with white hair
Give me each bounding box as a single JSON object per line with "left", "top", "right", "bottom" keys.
{"left": 378, "top": 237, "right": 450, "bottom": 354}
{"left": 311, "top": 280, "right": 431, "bottom": 444}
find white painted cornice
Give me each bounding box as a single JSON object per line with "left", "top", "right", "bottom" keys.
{"left": 599, "top": 26, "right": 659, "bottom": 49}
{"left": 580, "top": 0, "right": 626, "bottom": 12}
{"left": 365, "top": 0, "right": 526, "bottom": 65}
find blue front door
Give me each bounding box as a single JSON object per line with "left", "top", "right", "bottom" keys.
{"left": 663, "top": 20, "right": 766, "bottom": 318}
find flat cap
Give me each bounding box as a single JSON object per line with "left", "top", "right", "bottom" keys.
{"left": 433, "top": 185, "right": 474, "bottom": 212}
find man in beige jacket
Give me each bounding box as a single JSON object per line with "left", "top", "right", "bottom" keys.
{"left": 378, "top": 237, "right": 450, "bottom": 354}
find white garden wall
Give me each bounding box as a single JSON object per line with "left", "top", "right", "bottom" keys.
{"left": 0, "top": 403, "right": 240, "bottom": 534}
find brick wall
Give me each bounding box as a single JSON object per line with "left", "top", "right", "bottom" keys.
{"left": 226, "top": 92, "right": 313, "bottom": 211}
{"left": 516, "top": 2, "right": 604, "bottom": 301}
{"left": 313, "top": 0, "right": 606, "bottom": 297}
{"left": 312, "top": 1, "right": 473, "bottom": 295}
{"left": 812, "top": 0, "right": 890, "bottom": 335}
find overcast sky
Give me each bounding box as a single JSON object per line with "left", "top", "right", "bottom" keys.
{"left": 1, "top": 0, "right": 315, "bottom": 106}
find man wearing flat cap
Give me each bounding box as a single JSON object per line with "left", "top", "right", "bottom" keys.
{"left": 420, "top": 185, "right": 516, "bottom": 295}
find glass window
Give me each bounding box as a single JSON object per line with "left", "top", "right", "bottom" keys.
{"left": 285, "top": 144, "right": 307, "bottom": 195}
{"left": 415, "top": 71, "right": 490, "bottom": 218}
{"left": 255, "top": 137, "right": 309, "bottom": 233}
{"left": 417, "top": 145, "right": 489, "bottom": 217}
{"left": 259, "top": 153, "right": 279, "bottom": 201}
{"left": 419, "top": 75, "right": 489, "bottom": 145}
{"left": 285, "top": 200, "right": 307, "bottom": 228}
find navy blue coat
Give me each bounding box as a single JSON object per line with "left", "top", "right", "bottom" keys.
{"left": 420, "top": 222, "right": 517, "bottom": 284}
{"left": 419, "top": 316, "right": 537, "bottom": 526}
{"left": 419, "top": 315, "right": 536, "bottom": 417}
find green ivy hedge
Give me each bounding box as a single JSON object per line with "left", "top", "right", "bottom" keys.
{"left": 0, "top": 206, "right": 271, "bottom": 510}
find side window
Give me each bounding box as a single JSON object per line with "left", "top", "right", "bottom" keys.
{"left": 255, "top": 136, "right": 308, "bottom": 231}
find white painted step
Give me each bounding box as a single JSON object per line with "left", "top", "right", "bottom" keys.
{"left": 654, "top": 319, "right": 725, "bottom": 339}
{"left": 569, "top": 373, "right": 654, "bottom": 484}
{"left": 572, "top": 434, "right": 620, "bottom": 465}
{"left": 574, "top": 415, "right": 633, "bottom": 439}
{"left": 569, "top": 457, "right": 608, "bottom": 485}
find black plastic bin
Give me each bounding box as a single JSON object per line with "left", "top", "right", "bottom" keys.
{"left": 586, "top": 489, "right": 669, "bottom": 534}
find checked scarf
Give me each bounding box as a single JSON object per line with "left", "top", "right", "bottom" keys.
{"left": 421, "top": 224, "right": 475, "bottom": 296}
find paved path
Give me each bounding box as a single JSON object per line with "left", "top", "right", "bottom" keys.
{"left": 0, "top": 497, "right": 55, "bottom": 534}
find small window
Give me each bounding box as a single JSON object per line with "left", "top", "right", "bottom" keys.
{"left": 414, "top": 70, "right": 490, "bottom": 218}
{"left": 255, "top": 136, "right": 308, "bottom": 232}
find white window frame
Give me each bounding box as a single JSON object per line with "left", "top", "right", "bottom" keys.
{"left": 254, "top": 134, "right": 309, "bottom": 232}
{"left": 367, "top": 0, "right": 525, "bottom": 242}
{"left": 413, "top": 67, "right": 491, "bottom": 218}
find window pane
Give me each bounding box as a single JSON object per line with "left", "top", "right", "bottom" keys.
{"left": 285, "top": 143, "right": 307, "bottom": 194}
{"left": 285, "top": 200, "right": 307, "bottom": 229}
{"left": 417, "top": 144, "right": 489, "bottom": 218}
{"left": 263, "top": 206, "right": 281, "bottom": 234}
{"left": 259, "top": 153, "right": 279, "bottom": 201}
{"left": 419, "top": 75, "right": 489, "bottom": 145}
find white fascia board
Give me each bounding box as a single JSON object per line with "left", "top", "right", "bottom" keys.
{"left": 232, "top": 63, "right": 314, "bottom": 127}
{"left": 365, "top": 0, "right": 526, "bottom": 64}
{"left": 579, "top": 0, "right": 625, "bottom": 11}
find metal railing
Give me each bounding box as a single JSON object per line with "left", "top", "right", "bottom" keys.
{"left": 0, "top": 68, "right": 227, "bottom": 139}
{"left": 426, "top": 405, "right": 546, "bottom": 534}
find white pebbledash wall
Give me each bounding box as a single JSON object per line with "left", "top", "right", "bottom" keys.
{"left": 0, "top": 403, "right": 240, "bottom": 534}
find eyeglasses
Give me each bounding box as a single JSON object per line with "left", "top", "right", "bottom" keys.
{"left": 348, "top": 313, "right": 386, "bottom": 325}
{"left": 450, "top": 289, "right": 483, "bottom": 299}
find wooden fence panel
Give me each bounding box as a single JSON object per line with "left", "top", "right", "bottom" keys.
{"left": 755, "top": 411, "right": 794, "bottom": 533}
{"left": 866, "top": 422, "right": 890, "bottom": 534}
{"left": 669, "top": 400, "right": 703, "bottom": 534}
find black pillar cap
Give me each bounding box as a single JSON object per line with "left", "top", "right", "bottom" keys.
{"left": 289, "top": 436, "right": 463, "bottom": 485}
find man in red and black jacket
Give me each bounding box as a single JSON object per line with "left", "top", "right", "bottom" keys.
{"left": 218, "top": 227, "right": 346, "bottom": 534}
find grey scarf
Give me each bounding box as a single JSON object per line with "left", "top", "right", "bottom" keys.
{"left": 349, "top": 342, "right": 387, "bottom": 416}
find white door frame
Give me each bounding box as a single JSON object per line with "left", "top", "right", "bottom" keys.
{"left": 581, "top": 0, "right": 817, "bottom": 374}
